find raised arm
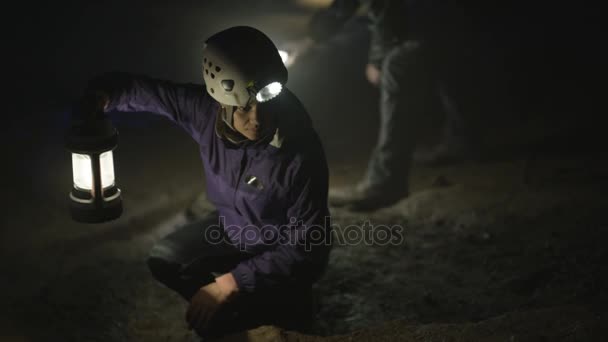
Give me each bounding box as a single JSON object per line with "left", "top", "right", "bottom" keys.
{"left": 87, "top": 72, "right": 218, "bottom": 142}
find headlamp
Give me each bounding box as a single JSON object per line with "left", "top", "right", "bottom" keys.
{"left": 255, "top": 82, "right": 283, "bottom": 103}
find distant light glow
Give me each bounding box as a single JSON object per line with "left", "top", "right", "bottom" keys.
{"left": 278, "top": 50, "right": 289, "bottom": 65}
{"left": 256, "top": 82, "right": 283, "bottom": 102}
{"left": 295, "top": 0, "right": 333, "bottom": 10}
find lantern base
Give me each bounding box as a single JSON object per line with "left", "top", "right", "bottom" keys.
{"left": 69, "top": 196, "right": 123, "bottom": 223}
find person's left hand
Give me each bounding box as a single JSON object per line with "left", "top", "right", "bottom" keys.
{"left": 365, "top": 63, "right": 381, "bottom": 87}
{"left": 185, "top": 273, "right": 238, "bottom": 331}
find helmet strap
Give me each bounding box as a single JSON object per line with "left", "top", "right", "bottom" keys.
{"left": 221, "top": 105, "right": 236, "bottom": 130}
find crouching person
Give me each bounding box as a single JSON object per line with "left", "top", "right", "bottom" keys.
{"left": 87, "top": 26, "right": 332, "bottom": 339}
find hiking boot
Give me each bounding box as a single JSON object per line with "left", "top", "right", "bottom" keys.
{"left": 413, "top": 141, "right": 474, "bottom": 166}
{"left": 329, "top": 183, "right": 407, "bottom": 212}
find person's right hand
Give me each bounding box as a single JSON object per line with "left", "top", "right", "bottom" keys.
{"left": 85, "top": 72, "right": 133, "bottom": 112}
{"left": 80, "top": 90, "right": 110, "bottom": 117}
{"left": 96, "top": 91, "right": 110, "bottom": 111}
{"left": 365, "top": 64, "right": 381, "bottom": 87}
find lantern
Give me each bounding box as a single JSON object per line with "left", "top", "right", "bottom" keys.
{"left": 66, "top": 107, "right": 122, "bottom": 223}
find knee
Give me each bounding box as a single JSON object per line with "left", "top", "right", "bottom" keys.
{"left": 146, "top": 243, "right": 181, "bottom": 284}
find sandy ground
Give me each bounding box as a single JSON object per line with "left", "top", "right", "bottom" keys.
{"left": 4, "top": 1, "right": 607, "bottom": 341}
{"left": 3, "top": 151, "right": 607, "bottom": 341}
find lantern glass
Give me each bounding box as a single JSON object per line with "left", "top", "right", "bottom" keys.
{"left": 100, "top": 150, "right": 115, "bottom": 189}
{"left": 72, "top": 153, "right": 93, "bottom": 190}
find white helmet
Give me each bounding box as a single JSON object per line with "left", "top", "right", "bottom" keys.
{"left": 202, "top": 26, "right": 287, "bottom": 108}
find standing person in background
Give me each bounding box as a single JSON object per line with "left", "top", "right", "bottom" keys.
{"left": 294, "top": 0, "right": 475, "bottom": 211}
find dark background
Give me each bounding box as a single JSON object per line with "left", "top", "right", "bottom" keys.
{"left": 2, "top": 0, "right": 607, "bottom": 340}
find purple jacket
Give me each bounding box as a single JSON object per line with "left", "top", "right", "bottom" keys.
{"left": 102, "top": 74, "right": 331, "bottom": 292}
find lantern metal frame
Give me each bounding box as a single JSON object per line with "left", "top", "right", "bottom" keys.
{"left": 66, "top": 107, "right": 123, "bottom": 223}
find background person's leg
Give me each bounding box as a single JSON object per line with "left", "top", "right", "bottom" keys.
{"left": 146, "top": 211, "right": 249, "bottom": 301}
{"left": 413, "top": 81, "right": 479, "bottom": 166}
{"left": 331, "top": 41, "right": 435, "bottom": 211}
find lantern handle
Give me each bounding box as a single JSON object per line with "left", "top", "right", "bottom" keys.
{"left": 72, "top": 90, "right": 109, "bottom": 124}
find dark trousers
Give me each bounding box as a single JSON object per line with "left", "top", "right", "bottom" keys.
{"left": 146, "top": 212, "right": 313, "bottom": 338}
{"left": 363, "top": 40, "right": 465, "bottom": 194}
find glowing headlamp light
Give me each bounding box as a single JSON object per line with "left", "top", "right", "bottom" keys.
{"left": 255, "top": 82, "right": 283, "bottom": 103}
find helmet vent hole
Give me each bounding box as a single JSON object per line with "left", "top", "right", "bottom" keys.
{"left": 210, "top": 88, "right": 215, "bottom": 94}
{"left": 205, "top": 69, "right": 209, "bottom": 75}
{"left": 211, "top": 73, "right": 215, "bottom": 79}
{"left": 204, "top": 57, "right": 207, "bottom": 63}
{"left": 208, "top": 62, "right": 212, "bottom": 67}
{"left": 221, "top": 79, "right": 235, "bottom": 91}
{"left": 215, "top": 66, "right": 221, "bottom": 72}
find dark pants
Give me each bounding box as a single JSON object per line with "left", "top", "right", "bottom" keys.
{"left": 146, "top": 212, "right": 313, "bottom": 338}
{"left": 363, "top": 40, "right": 465, "bottom": 194}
